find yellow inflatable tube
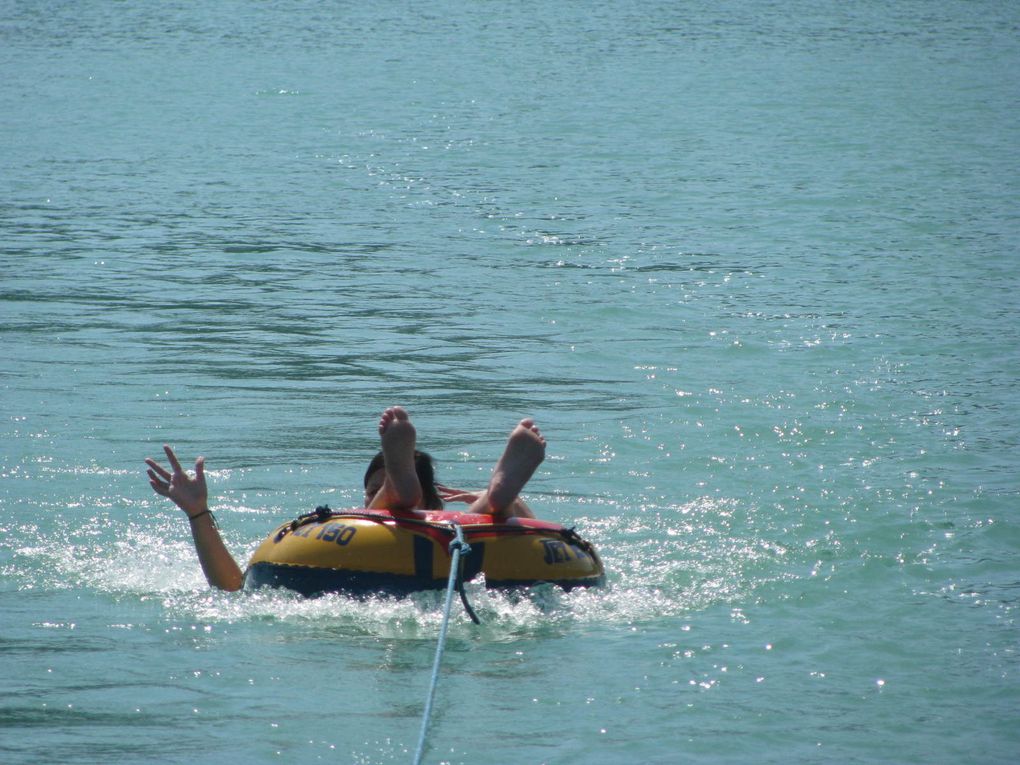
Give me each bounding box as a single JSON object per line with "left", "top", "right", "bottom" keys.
{"left": 244, "top": 506, "right": 604, "bottom": 596}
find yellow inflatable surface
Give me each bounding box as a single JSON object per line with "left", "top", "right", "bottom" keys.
{"left": 244, "top": 506, "right": 604, "bottom": 596}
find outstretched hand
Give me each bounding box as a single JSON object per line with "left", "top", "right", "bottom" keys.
{"left": 145, "top": 445, "right": 208, "bottom": 518}
{"left": 436, "top": 483, "right": 480, "bottom": 504}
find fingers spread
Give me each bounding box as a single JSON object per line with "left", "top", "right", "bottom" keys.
{"left": 163, "top": 444, "right": 183, "bottom": 474}
{"left": 145, "top": 458, "right": 171, "bottom": 481}
{"left": 147, "top": 471, "right": 169, "bottom": 496}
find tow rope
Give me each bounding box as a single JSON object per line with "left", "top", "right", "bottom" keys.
{"left": 412, "top": 522, "right": 475, "bottom": 765}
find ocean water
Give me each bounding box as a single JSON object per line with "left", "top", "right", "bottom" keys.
{"left": 2, "top": 1, "right": 1018, "bottom": 763}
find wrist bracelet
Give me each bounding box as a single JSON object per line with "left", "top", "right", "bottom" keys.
{"left": 188, "top": 509, "right": 214, "bottom": 524}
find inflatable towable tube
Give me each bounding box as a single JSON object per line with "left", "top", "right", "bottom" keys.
{"left": 244, "top": 506, "right": 605, "bottom": 597}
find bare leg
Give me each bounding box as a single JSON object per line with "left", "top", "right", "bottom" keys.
{"left": 368, "top": 406, "right": 423, "bottom": 510}
{"left": 469, "top": 419, "right": 546, "bottom": 519}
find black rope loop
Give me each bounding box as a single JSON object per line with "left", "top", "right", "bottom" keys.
{"left": 275, "top": 504, "right": 336, "bottom": 542}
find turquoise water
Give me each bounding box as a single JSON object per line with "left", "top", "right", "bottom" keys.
{"left": 2, "top": 1, "right": 1018, "bottom": 762}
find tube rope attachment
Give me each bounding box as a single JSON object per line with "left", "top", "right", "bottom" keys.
{"left": 412, "top": 522, "right": 473, "bottom": 765}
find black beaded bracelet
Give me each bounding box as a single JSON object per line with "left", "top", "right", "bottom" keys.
{"left": 188, "top": 509, "right": 214, "bottom": 524}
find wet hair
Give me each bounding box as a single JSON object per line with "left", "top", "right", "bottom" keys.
{"left": 363, "top": 449, "right": 444, "bottom": 510}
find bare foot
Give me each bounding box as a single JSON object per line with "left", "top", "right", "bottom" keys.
{"left": 371, "top": 406, "right": 422, "bottom": 510}
{"left": 475, "top": 418, "right": 546, "bottom": 517}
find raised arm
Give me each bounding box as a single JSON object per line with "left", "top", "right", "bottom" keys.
{"left": 145, "top": 445, "right": 244, "bottom": 592}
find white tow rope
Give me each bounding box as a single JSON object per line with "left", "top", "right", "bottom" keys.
{"left": 412, "top": 523, "right": 472, "bottom": 765}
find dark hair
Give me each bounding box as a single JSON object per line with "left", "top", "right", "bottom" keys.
{"left": 363, "top": 449, "right": 444, "bottom": 510}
